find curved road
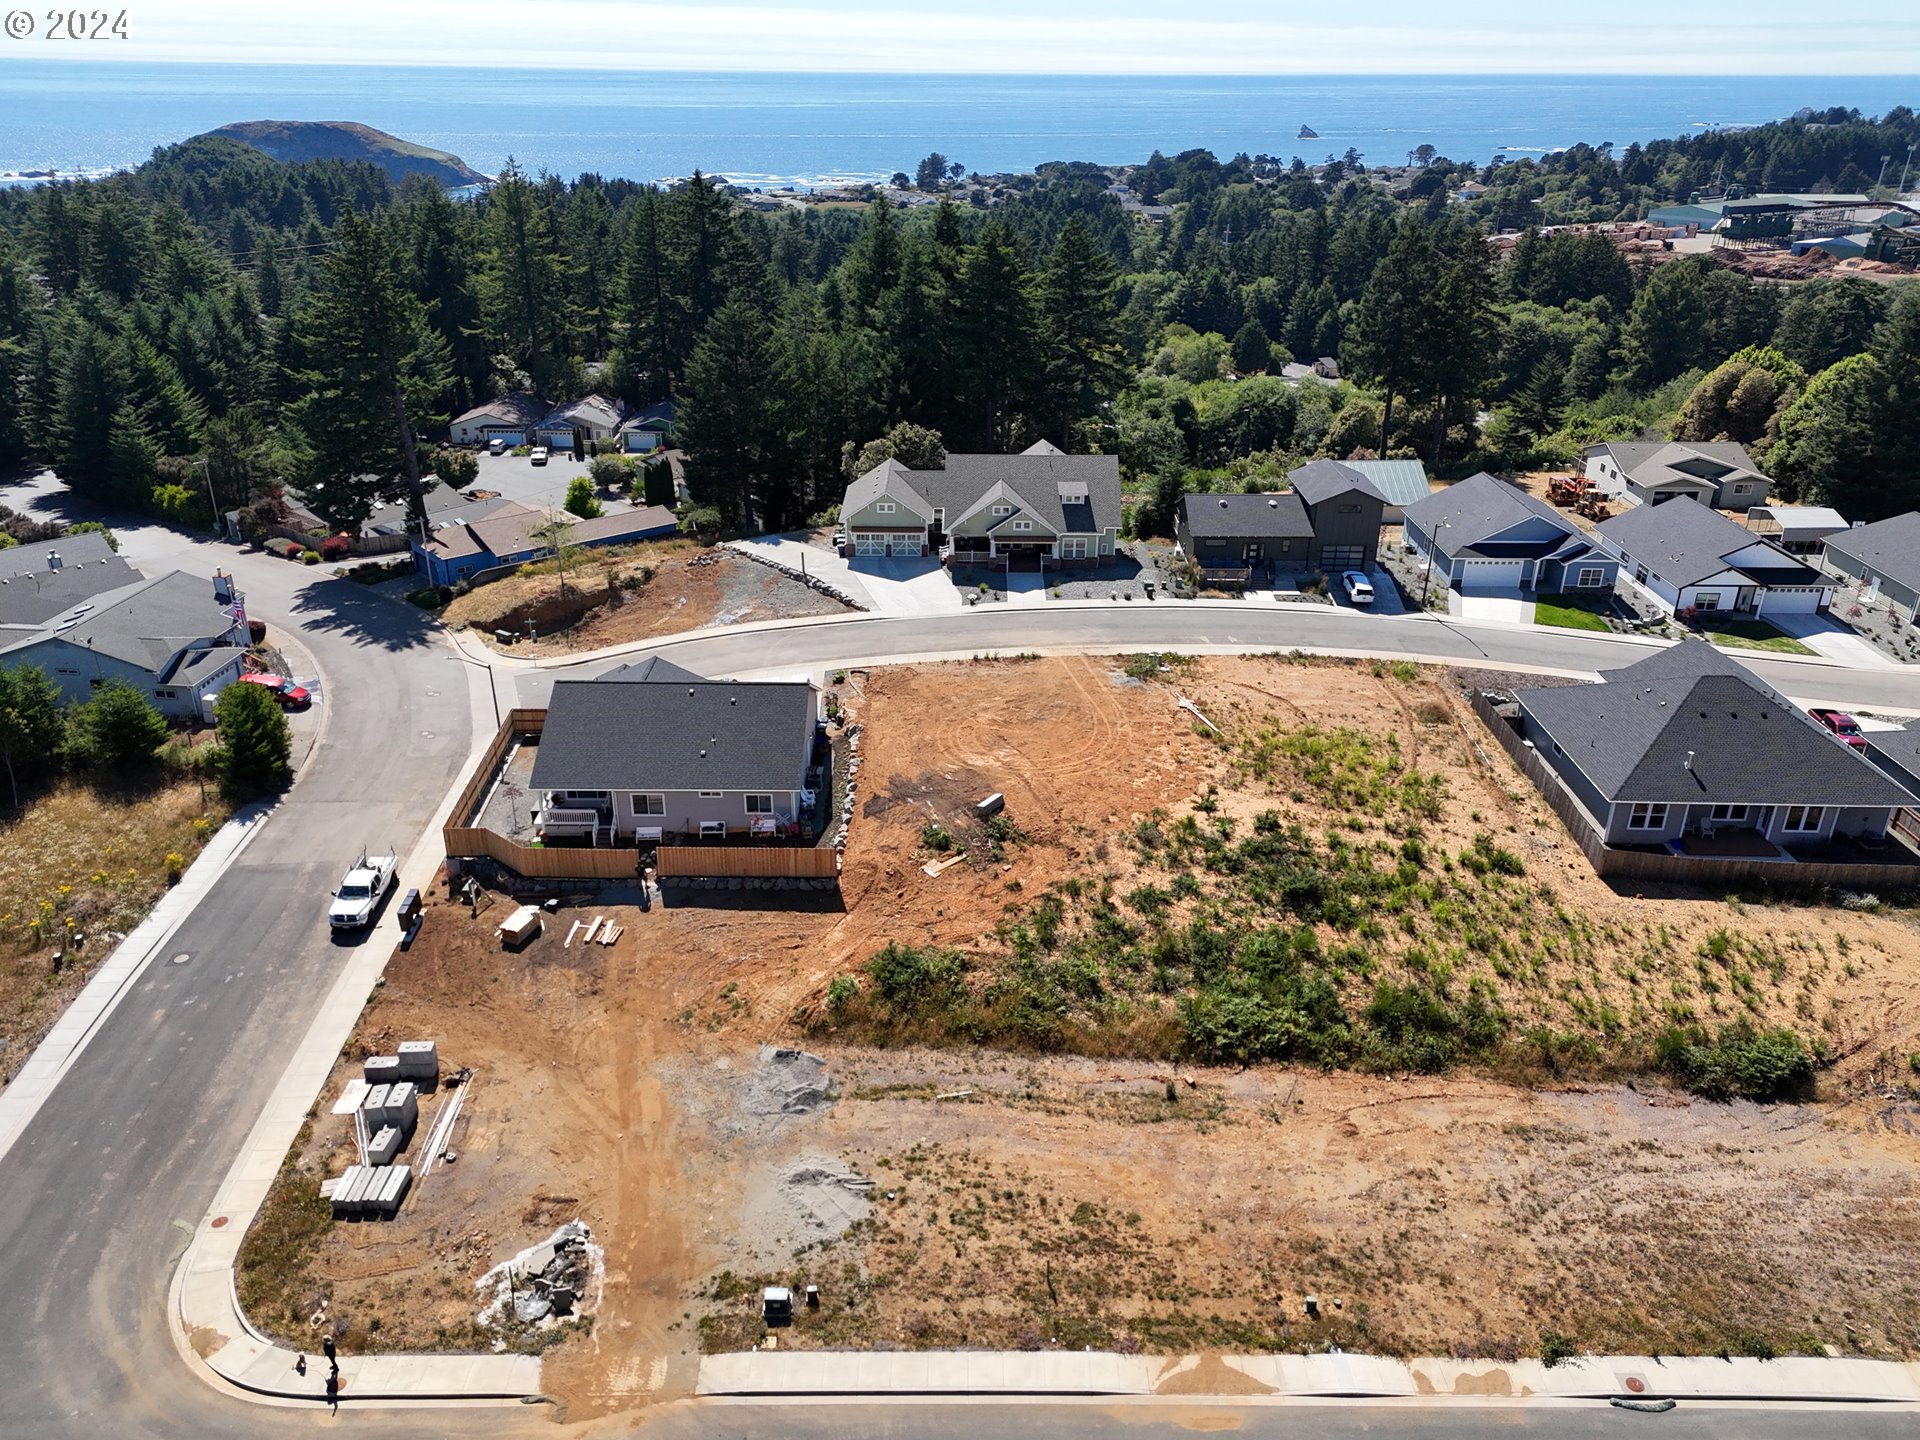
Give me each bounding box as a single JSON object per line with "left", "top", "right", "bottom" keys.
{"left": 1, "top": 492, "right": 1916, "bottom": 1438}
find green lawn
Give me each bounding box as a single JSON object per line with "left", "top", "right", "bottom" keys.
{"left": 1533, "top": 596, "right": 1611, "bottom": 632}
{"left": 1702, "top": 620, "right": 1817, "bottom": 655}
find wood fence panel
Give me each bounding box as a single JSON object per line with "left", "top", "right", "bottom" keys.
{"left": 443, "top": 826, "right": 641, "bottom": 880}
{"left": 655, "top": 847, "right": 841, "bottom": 879}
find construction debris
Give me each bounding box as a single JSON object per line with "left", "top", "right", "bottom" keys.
{"left": 474, "top": 1219, "right": 605, "bottom": 1326}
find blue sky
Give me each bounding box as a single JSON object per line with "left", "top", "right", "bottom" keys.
{"left": 31, "top": 0, "right": 1920, "bottom": 72}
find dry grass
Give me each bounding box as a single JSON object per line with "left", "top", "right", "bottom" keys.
{"left": 0, "top": 778, "right": 225, "bottom": 1074}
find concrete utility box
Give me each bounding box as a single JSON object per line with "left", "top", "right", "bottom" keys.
{"left": 976, "top": 792, "right": 1005, "bottom": 820}
{"left": 363, "top": 1055, "right": 402, "bottom": 1086}
{"left": 366, "top": 1125, "right": 402, "bottom": 1166}
{"left": 762, "top": 1286, "right": 794, "bottom": 1325}
{"left": 370, "top": 1164, "right": 411, "bottom": 1218}
{"left": 396, "top": 1040, "right": 438, "bottom": 1083}
{"left": 360, "top": 1084, "right": 391, "bottom": 1130}
{"left": 386, "top": 1081, "right": 419, "bottom": 1135}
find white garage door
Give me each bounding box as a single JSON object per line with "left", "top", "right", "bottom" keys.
{"left": 854, "top": 534, "right": 888, "bottom": 556}
{"left": 1458, "top": 559, "right": 1527, "bottom": 591}
{"left": 1760, "top": 587, "right": 1826, "bottom": 614}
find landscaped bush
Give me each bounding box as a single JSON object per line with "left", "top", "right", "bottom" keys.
{"left": 1654, "top": 1022, "right": 1815, "bottom": 1102}
{"left": 299, "top": 550, "right": 321, "bottom": 565}
{"left": 318, "top": 534, "right": 351, "bottom": 561}
{"left": 407, "top": 587, "right": 444, "bottom": 609}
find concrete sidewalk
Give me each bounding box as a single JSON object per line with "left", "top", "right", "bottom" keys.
{"left": 698, "top": 1349, "right": 1920, "bottom": 1403}
{"left": 167, "top": 643, "right": 543, "bottom": 1408}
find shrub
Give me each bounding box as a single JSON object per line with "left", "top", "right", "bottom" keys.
{"left": 300, "top": 550, "right": 321, "bottom": 565}
{"left": 587, "top": 455, "right": 633, "bottom": 490}
{"left": 826, "top": 975, "right": 859, "bottom": 1010}
{"left": 66, "top": 520, "right": 119, "bottom": 551}
{"left": 1654, "top": 1022, "right": 1814, "bottom": 1102}
{"left": 865, "top": 942, "right": 967, "bottom": 1015}
{"left": 76, "top": 681, "right": 169, "bottom": 773}
{"left": 318, "top": 534, "right": 352, "bottom": 562}
{"left": 434, "top": 449, "right": 479, "bottom": 486}
{"left": 407, "top": 587, "right": 444, "bottom": 609}
{"left": 920, "top": 823, "right": 954, "bottom": 853}
{"left": 1539, "top": 1330, "right": 1578, "bottom": 1367}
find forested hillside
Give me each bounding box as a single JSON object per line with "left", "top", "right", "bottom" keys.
{"left": 0, "top": 106, "right": 1916, "bottom": 541}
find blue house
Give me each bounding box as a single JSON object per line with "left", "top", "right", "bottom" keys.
{"left": 413, "top": 504, "right": 680, "bottom": 588}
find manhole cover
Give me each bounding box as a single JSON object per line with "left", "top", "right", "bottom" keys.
{"left": 170, "top": 952, "right": 190, "bottom": 965}
{"left": 1624, "top": 1376, "right": 1646, "bottom": 1393}
{"left": 210, "top": 1215, "right": 228, "bottom": 1229}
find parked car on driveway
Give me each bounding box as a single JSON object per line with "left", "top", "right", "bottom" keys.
{"left": 487, "top": 437, "right": 509, "bottom": 455}
{"left": 238, "top": 672, "right": 312, "bottom": 709}
{"left": 529, "top": 446, "right": 550, "bottom": 466}
{"left": 1342, "top": 571, "right": 1375, "bottom": 606}
{"left": 1809, "top": 707, "right": 1868, "bottom": 749}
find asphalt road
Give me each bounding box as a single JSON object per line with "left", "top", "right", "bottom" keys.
{"left": 524, "top": 603, "right": 1920, "bottom": 712}
{"left": 3, "top": 469, "right": 1920, "bottom": 1439}
{"left": 0, "top": 498, "right": 478, "bottom": 1438}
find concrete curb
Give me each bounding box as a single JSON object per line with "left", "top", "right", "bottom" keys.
{"left": 166, "top": 654, "right": 544, "bottom": 1409}
{"left": 0, "top": 802, "right": 273, "bottom": 1166}
{"left": 695, "top": 1350, "right": 1920, "bottom": 1404}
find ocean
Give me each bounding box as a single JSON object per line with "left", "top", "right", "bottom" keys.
{"left": 3, "top": 64, "right": 1916, "bottom": 189}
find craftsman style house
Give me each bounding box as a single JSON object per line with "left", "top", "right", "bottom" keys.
{"left": 1509, "top": 641, "right": 1915, "bottom": 856}
{"left": 528, "top": 658, "right": 822, "bottom": 842}
{"left": 839, "top": 442, "right": 1122, "bottom": 568}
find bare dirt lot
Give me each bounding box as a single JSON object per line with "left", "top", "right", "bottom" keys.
{"left": 442, "top": 543, "right": 848, "bottom": 655}
{"left": 0, "top": 777, "right": 224, "bottom": 1086}
{"left": 237, "top": 656, "right": 1920, "bottom": 1419}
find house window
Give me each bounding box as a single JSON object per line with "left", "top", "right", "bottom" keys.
{"left": 1013, "top": 520, "right": 1032, "bottom": 531}
{"left": 875, "top": 501, "right": 895, "bottom": 514}
{"left": 1061, "top": 538, "right": 1089, "bottom": 559}
{"left": 699, "top": 790, "right": 723, "bottom": 798}
{"left": 745, "top": 794, "right": 774, "bottom": 814}
{"left": 56, "top": 668, "right": 79, "bottom": 676}
{"left": 991, "top": 504, "right": 1012, "bottom": 516}
{"left": 1709, "top": 804, "right": 1749, "bottom": 823}
{"left": 1781, "top": 805, "right": 1825, "bottom": 833}
{"left": 1576, "top": 567, "right": 1606, "bottom": 588}
{"left": 1337, "top": 503, "right": 1361, "bottom": 514}
{"left": 1627, "top": 802, "right": 1669, "bottom": 830}
{"left": 631, "top": 794, "right": 664, "bottom": 816}
{"left": 1203, "top": 537, "right": 1225, "bottom": 548}
{"left": 155, "top": 688, "right": 178, "bottom": 700}
{"left": 1694, "top": 592, "right": 1721, "bottom": 611}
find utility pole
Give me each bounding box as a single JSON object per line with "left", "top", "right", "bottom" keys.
{"left": 1900, "top": 143, "right": 1917, "bottom": 198}
{"left": 1875, "top": 155, "right": 1892, "bottom": 194}
{"left": 1419, "top": 520, "right": 1450, "bottom": 611}
{"left": 195, "top": 457, "right": 217, "bottom": 533}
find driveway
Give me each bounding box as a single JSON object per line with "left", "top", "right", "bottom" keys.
{"left": 1766, "top": 612, "right": 1902, "bottom": 669}
{"left": 1005, "top": 571, "right": 1050, "bottom": 608}
{"left": 726, "top": 534, "right": 877, "bottom": 610}
{"left": 845, "top": 554, "right": 966, "bottom": 616}
{"left": 1449, "top": 589, "right": 1534, "bottom": 624}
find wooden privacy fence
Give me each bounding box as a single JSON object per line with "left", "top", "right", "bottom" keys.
{"left": 1468, "top": 689, "right": 1920, "bottom": 891}
{"left": 264, "top": 523, "right": 413, "bottom": 557}
{"left": 654, "top": 846, "right": 841, "bottom": 879}
{"left": 446, "top": 708, "right": 546, "bottom": 833}
{"left": 443, "top": 826, "right": 644, "bottom": 880}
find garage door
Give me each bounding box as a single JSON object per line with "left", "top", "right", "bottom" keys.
{"left": 1458, "top": 559, "right": 1527, "bottom": 591}
{"left": 1760, "top": 587, "right": 1826, "bottom": 614}
{"left": 854, "top": 534, "right": 888, "bottom": 556}
{"left": 1320, "top": 545, "right": 1366, "bottom": 570}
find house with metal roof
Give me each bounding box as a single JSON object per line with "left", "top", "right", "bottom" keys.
{"left": 528, "top": 663, "right": 819, "bottom": 842}
{"left": 0, "top": 570, "right": 250, "bottom": 718}
{"left": 1509, "top": 640, "right": 1916, "bottom": 857}
{"left": 839, "top": 442, "right": 1122, "bottom": 569}
{"left": 1595, "top": 497, "right": 1832, "bottom": 618}
{"left": 1823, "top": 512, "right": 1920, "bottom": 622}
{"left": 1583, "top": 441, "right": 1772, "bottom": 512}
{"left": 1744, "top": 504, "right": 1850, "bottom": 558}
{"left": 1401, "top": 472, "right": 1616, "bottom": 598}
{"left": 1335, "top": 458, "right": 1431, "bottom": 521}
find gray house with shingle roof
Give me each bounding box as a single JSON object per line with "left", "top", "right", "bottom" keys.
{"left": 1595, "top": 497, "right": 1832, "bottom": 618}
{"left": 1823, "top": 511, "right": 1920, "bottom": 621}
{"left": 1174, "top": 461, "right": 1387, "bottom": 580}
{"left": 0, "top": 569, "right": 249, "bottom": 718}
{"left": 840, "top": 442, "right": 1122, "bottom": 569}
{"left": 1583, "top": 441, "right": 1772, "bottom": 511}
{"left": 1402, "top": 472, "right": 1616, "bottom": 596}
{"left": 529, "top": 663, "right": 819, "bottom": 841}
{"left": 1512, "top": 641, "right": 1915, "bottom": 853}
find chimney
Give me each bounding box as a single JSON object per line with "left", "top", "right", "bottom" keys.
{"left": 212, "top": 569, "right": 234, "bottom": 604}
{"left": 46, "top": 550, "right": 61, "bottom": 571}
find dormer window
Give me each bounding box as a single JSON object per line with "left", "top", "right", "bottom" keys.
{"left": 876, "top": 501, "right": 896, "bottom": 514}
{"left": 992, "top": 504, "right": 1013, "bottom": 516}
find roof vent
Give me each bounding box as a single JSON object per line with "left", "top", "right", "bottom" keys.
{"left": 688, "top": 687, "right": 695, "bottom": 696}
{"left": 1268, "top": 498, "right": 1278, "bottom": 507}
{"left": 730, "top": 696, "right": 737, "bottom": 705}
{"left": 1218, "top": 498, "right": 1228, "bottom": 508}
{"left": 1684, "top": 750, "right": 1695, "bottom": 770}
{"left": 699, "top": 748, "right": 707, "bottom": 757}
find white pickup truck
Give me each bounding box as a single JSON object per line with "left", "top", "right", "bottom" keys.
{"left": 329, "top": 850, "right": 398, "bottom": 930}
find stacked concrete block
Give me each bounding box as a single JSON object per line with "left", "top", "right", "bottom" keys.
{"left": 368, "top": 1164, "right": 411, "bottom": 1218}
{"left": 396, "top": 1040, "right": 439, "bottom": 1085}
{"left": 385, "top": 1081, "right": 419, "bottom": 1138}
{"left": 362, "top": 1054, "right": 402, "bottom": 1087}
{"left": 360, "top": 1083, "right": 391, "bottom": 1127}
{"left": 366, "top": 1125, "right": 402, "bottom": 1166}
{"left": 328, "top": 1163, "right": 412, "bottom": 1219}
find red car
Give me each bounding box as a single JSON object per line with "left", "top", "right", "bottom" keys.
{"left": 239, "top": 672, "right": 313, "bottom": 709}
{"left": 1809, "top": 707, "right": 1867, "bottom": 749}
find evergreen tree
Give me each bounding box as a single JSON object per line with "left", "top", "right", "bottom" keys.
{"left": 949, "top": 224, "right": 1040, "bottom": 451}
{"left": 1037, "top": 217, "right": 1127, "bottom": 446}
{"left": 1341, "top": 214, "right": 1442, "bottom": 453}
{"left": 213, "top": 677, "right": 292, "bottom": 799}
{"left": 402, "top": 180, "right": 490, "bottom": 412}
{"left": 289, "top": 213, "right": 450, "bottom": 533}
{"left": 677, "top": 297, "right": 785, "bottom": 528}
{"left": 616, "top": 187, "right": 677, "bottom": 399}
{"left": 51, "top": 319, "right": 127, "bottom": 499}
{"left": 846, "top": 197, "right": 904, "bottom": 316}
{"left": 1619, "top": 258, "right": 1713, "bottom": 388}
{"left": 481, "top": 161, "right": 564, "bottom": 374}
{"left": 0, "top": 664, "right": 67, "bottom": 807}
{"left": 79, "top": 680, "right": 169, "bottom": 773}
